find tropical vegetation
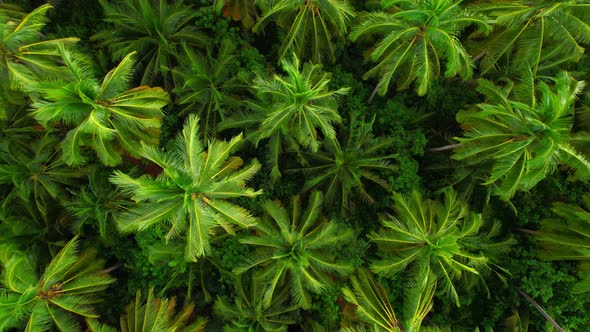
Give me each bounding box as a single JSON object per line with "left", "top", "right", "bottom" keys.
{"left": 0, "top": 0, "right": 589, "bottom": 331}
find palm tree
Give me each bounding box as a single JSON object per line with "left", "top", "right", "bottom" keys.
{"left": 0, "top": 237, "right": 115, "bottom": 331}
{"left": 234, "top": 191, "right": 354, "bottom": 308}
{"left": 368, "top": 189, "right": 514, "bottom": 307}
{"left": 0, "top": 4, "right": 79, "bottom": 90}
{"left": 120, "top": 289, "right": 206, "bottom": 332}
{"left": 0, "top": 135, "right": 85, "bottom": 218}
{"left": 536, "top": 195, "right": 590, "bottom": 294}
{"left": 452, "top": 71, "right": 590, "bottom": 200}
{"left": 172, "top": 40, "right": 246, "bottom": 141}
{"left": 220, "top": 54, "right": 349, "bottom": 179}
{"left": 350, "top": 0, "right": 490, "bottom": 96}
{"left": 94, "top": 0, "right": 208, "bottom": 85}
{"left": 213, "top": 0, "right": 259, "bottom": 29}
{"left": 254, "top": 0, "right": 355, "bottom": 63}
{"left": 342, "top": 268, "right": 435, "bottom": 332}
{"left": 67, "top": 167, "right": 133, "bottom": 241}
{"left": 87, "top": 288, "right": 207, "bottom": 332}
{"left": 214, "top": 275, "right": 299, "bottom": 332}
{"left": 472, "top": 0, "right": 590, "bottom": 75}
{"left": 289, "top": 118, "right": 397, "bottom": 212}
{"left": 110, "top": 114, "right": 262, "bottom": 261}
{"left": 31, "top": 46, "right": 169, "bottom": 167}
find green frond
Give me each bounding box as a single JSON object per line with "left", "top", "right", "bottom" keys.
{"left": 342, "top": 268, "right": 403, "bottom": 332}
{"left": 99, "top": 51, "right": 136, "bottom": 99}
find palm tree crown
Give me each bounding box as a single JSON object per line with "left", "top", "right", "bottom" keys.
{"left": 221, "top": 54, "right": 349, "bottom": 179}
{"left": 0, "top": 237, "right": 115, "bottom": 331}
{"left": 32, "top": 47, "right": 169, "bottom": 167}
{"left": 536, "top": 195, "right": 590, "bottom": 294}
{"left": 235, "top": 191, "right": 354, "bottom": 308}
{"left": 0, "top": 135, "right": 84, "bottom": 217}
{"left": 342, "top": 268, "right": 435, "bottom": 332}
{"left": 452, "top": 71, "right": 590, "bottom": 200}
{"left": 290, "top": 118, "right": 397, "bottom": 212}
{"left": 369, "top": 189, "right": 513, "bottom": 306}
{"left": 350, "top": 0, "right": 490, "bottom": 96}
{"left": 122, "top": 289, "right": 206, "bottom": 332}
{"left": 254, "top": 0, "right": 355, "bottom": 63}
{"left": 172, "top": 40, "right": 246, "bottom": 141}
{"left": 111, "top": 114, "right": 262, "bottom": 261}
{"left": 214, "top": 275, "right": 298, "bottom": 332}
{"left": 472, "top": 0, "right": 590, "bottom": 75}
{"left": 87, "top": 288, "right": 207, "bottom": 332}
{"left": 94, "top": 0, "right": 208, "bottom": 85}
{"left": 0, "top": 4, "right": 78, "bottom": 90}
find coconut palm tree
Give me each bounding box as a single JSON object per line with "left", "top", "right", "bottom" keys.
{"left": 220, "top": 54, "right": 349, "bottom": 179}
{"left": 350, "top": 0, "right": 490, "bottom": 96}
{"left": 67, "top": 167, "right": 132, "bottom": 241}
{"left": 472, "top": 0, "right": 590, "bottom": 75}
{"left": 0, "top": 4, "right": 78, "bottom": 90}
{"left": 536, "top": 195, "right": 590, "bottom": 294}
{"left": 214, "top": 275, "right": 299, "bottom": 332}
{"left": 0, "top": 237, "right": 115, "bottom": 331}
{"left": 94, "top": 0, "right": 208, "bottom": 85}
{"left": 254, "top": 0, "right": 355, "bottom": 63}
{"left": 369, "top": 189, "right": 514, "bottom": 307}
{"left": 110, "top": 114, "right": 262, "bottom": 261}
{"left": 31, "top": 46, "right": 169, "bottom": 167}
{"left": 172, "top": 40, "right": 246, "bottom": 141}
{"left": 452, "top": 71, "right": 590, "bottom": 200}
{"left": 87, "top": 288, "right": 207, "bottom": 332}
{"left": 234, "top": 191, "right": 354, "bottom": 308}
{"left": 342, "top": 268, "right": 435, "bottom": 332}
{"left": 0, "top": 135, "right": 85, "bottom": 218}
{"left": 289, "top": 118, "right": 397, "bottom": 212}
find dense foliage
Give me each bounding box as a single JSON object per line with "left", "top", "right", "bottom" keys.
{"left": 0, "top": 0, "right": 589, "bottom": 331}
